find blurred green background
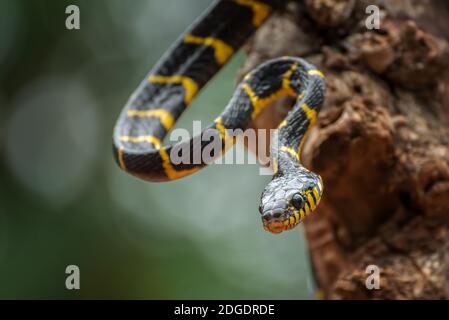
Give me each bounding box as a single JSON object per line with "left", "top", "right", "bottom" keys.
{"left": 0, "top": 0, "right": 313, "bottom": 299}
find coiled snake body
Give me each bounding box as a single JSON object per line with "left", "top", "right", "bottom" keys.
{"left": 113, "top": 0, "right": 325, "bottom": 234}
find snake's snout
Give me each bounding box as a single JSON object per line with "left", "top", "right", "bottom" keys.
{"left": 263, "top": 208, "right": 284, "bottom": 219}
{"left": 261, "top": 206, "right": 289, "bottom": 234}
{"left": 260, "top": 202, "right": 287, "bottom": 220}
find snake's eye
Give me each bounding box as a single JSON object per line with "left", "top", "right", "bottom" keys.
{"left": 291, "top": 193, "right": 305, "bottom": 210}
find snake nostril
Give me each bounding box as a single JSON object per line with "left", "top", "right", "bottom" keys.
{"left": 262, "top": 210, "right": 272, "bottom": 219}
{"left": 262, "top": 208, "right": 284, "bottom": 220}
{"left": 272, "top": 209, "right": 283, "bottom": 219}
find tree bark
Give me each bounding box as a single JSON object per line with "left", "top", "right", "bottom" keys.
{"left": 239, "top": 0, "right": 449, "bottom": 299}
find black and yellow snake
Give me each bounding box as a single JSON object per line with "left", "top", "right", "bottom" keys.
{"left": 113, "top": 0, "right": 325, "bottom": 234}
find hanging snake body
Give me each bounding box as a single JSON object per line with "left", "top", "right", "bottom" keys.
{"left": 113, "top": 0, "right": 325, "bottom": 234}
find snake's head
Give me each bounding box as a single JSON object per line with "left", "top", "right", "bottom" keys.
{"left": 259, "top": 171, "right": 323, "bottom": 234}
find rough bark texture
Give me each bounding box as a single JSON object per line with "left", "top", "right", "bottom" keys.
{"left": 239, "top": 0, "right": 449, "bottom": 299}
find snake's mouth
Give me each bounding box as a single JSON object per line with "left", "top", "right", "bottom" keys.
{"left": 263, "top": 218, "right": 287, "bottom": 234}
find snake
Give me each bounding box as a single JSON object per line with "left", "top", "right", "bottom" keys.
{"left": 112, "top": 0, "right": 325, "bottom": 234}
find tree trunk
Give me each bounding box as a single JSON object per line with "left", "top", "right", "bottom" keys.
{"left": 240, "top": 0, "right": 449, "bottom": 299}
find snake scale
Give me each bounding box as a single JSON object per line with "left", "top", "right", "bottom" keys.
{"left": 113, "top": 0, "right": 326, "bottom": 234}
